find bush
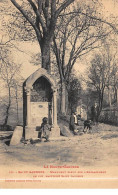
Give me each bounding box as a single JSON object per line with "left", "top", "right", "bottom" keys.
{"left": 99, "top": 111, "right": 118, "bottom": 126}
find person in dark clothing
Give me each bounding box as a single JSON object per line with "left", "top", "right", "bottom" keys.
{"left": 38, "top": 117, "right": 51, "bottom": 142}
{"left": 83, "top": 120, "right": 92, "bottom": 133}
{"left": 91, "top": 103, "right": 99, "bottom": 123}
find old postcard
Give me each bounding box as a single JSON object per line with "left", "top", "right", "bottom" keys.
{"left": 0, "top": 0, "right": 118, "bottom": 189}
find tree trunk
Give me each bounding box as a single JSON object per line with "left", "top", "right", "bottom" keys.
{"left": 61, "top": 82, "right": 66, "bottom": 114}
{"left": 40, "top": 38, "right": 51, "bottom": 71}
{"left": 108, "top": 87, "right": 112, "bottom": 107}
{"left": 97, "top": 90, "right": 104, "bottom": 120}
{"left": 65, "top": 89, "right": 69, "bottom": 114}
{"left": 15, "top": 86, "right": 19, "bottom": 124}
{"left": 3, "top": 87, "right": 11, "bottom": 126}
{"left": 117, "top": 87, "right": 118, "bottom": 106}
{"left": 4, "top": 105, "right": 10, "bottom": 126}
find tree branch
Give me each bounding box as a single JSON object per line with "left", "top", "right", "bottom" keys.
{"left": 51, "top": 0, "right": 56, "bottom": 19}
{"left": 10, "top": 0, "right": 43, "bottom": 42}
{"left": 10, "top": 0, "right": 35, "bottom": 30}
{"left": 60, "top": 10, "right": 118, "bottom": 33}
{"left": 55, "top": 0, "right": 74, "bottom": 19}
{"left": 27, "top": 0, "right": 47, "bottom": 32}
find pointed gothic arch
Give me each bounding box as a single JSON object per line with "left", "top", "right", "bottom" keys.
{"left": 23, "top": 68, "right": 60, "bottom": 139}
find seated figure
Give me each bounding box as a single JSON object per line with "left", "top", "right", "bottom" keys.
{"left": 38, "top": 117, "right": 51, "bottom": 141}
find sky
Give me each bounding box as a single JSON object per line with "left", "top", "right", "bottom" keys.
{"left": 0, "top": 0, "right": 118, "bottom": 83}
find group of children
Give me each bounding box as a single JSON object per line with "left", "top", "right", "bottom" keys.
{"left": 69, "top": 112, "right": 92, "bottom": 134}
{"left": 38, "top": 113, "right": 92, "bottom": 142}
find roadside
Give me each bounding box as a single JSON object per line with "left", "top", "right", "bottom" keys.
{"left": 0, "top": 123, "right": 118, "bottom": 167}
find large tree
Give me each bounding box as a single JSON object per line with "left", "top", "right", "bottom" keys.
{"left": 68, "top": 76, "right": 81, "bottom": 113}
{"left": 5, "top": 0, "right": 118, "bottom": 115}
{"left": 10, "top": 0, "right": 74, "bottom": 71}
{"left": 52, "top": 0, "right": 117, "bottom": 114}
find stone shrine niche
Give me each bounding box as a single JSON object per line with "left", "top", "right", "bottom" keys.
{"left": 30, "top": 76, "right": 53, "bottom": 126}
{"left": 23, "top": 68, "right": 60, "bottom": 140}
{"left": 30, "top": 76, "right": 53, "bottom": 102}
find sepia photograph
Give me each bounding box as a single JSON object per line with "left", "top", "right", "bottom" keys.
{"left": 0, "top": 0, "right": 118, "bottom": 189}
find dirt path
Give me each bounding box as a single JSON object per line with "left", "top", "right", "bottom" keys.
{"left": 0, "top": 123, "right": 118, "bottom": 168}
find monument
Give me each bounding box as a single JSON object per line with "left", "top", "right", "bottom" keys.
{"left": 23, "top": 68, "right": 60, "bottom": 140}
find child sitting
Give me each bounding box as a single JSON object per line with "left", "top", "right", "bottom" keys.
{"left": 39, "top": 117, "right": 51, "bottom": 142}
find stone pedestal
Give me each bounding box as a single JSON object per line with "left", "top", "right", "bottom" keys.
{"left": 25, "top": 126, "right": 38, "bottom": 140}
{"left": 49, "top": 89, "right": 60, "bottom": 137}
{"left": 10, "top": 126, "right": 23, "bottom": 146}
{"left": 25, "top": 126, "right": 60, "bottom": 139}
{"left": 50, "top": 126, "right": 60, "bottom": 137}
